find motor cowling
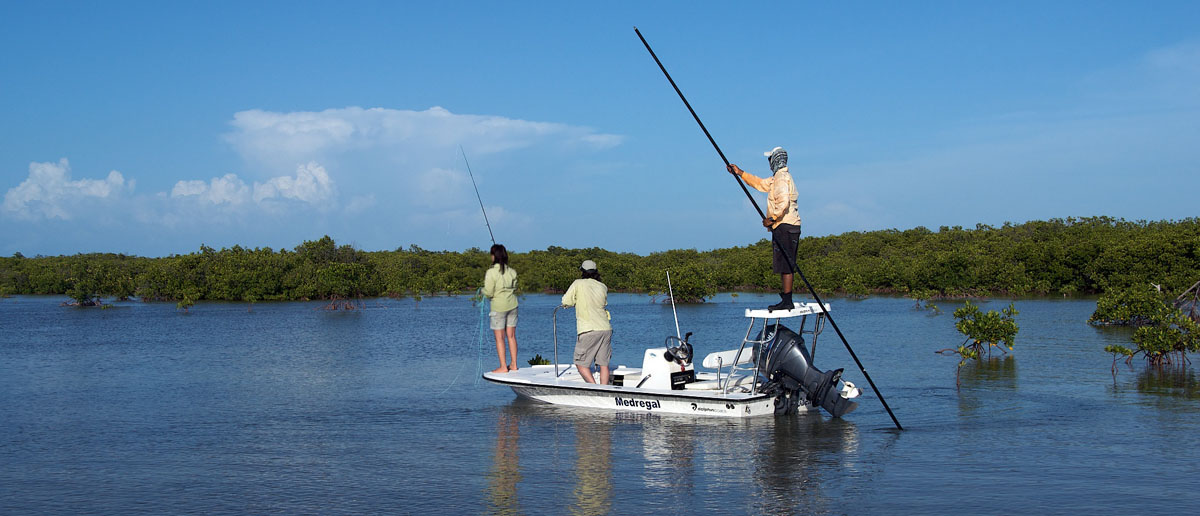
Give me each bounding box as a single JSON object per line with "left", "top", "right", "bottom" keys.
{"left": 756, "top": 324, "right": 858, "bottom": 418}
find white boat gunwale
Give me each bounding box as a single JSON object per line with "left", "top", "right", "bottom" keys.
{"left": 482, "top": 366, "right": 772, "bottom": 402}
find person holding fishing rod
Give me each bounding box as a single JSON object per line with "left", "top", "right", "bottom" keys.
{"left": 461, "top": 146, "right": 520, "bottom": 373}
{"left": 727, "top": 146, "right": 802, "bottom": 312}
{"left": 483, "top": 244, "right": 519, "bottom": 373}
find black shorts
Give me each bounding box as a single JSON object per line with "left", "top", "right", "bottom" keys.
{"left": 771, "top": 223, "right": 801, "bottom": 274}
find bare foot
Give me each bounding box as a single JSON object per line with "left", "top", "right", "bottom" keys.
{"left": 508, "top": 365, "right": 519, "bottom": 372}
{"left": 490, "top": 366, "right": 509, "bottom": 374}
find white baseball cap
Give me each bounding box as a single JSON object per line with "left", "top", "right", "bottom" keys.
{"left": 580, "top": 259, "right": 597, "bottom": 271}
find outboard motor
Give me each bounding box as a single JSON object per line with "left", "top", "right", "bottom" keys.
{"left": 757, "top": 324, "right": 858, "bottom": 418}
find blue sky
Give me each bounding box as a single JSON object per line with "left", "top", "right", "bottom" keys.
{"left": 3, "top": 1, "right": 1198, "bottom": 257}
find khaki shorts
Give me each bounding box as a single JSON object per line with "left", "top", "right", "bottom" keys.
{"left": 489, "top": 308, "right": 518, "bottom": 330}
{"left": 574, "top": 330, "right": 613, "bottom": 367}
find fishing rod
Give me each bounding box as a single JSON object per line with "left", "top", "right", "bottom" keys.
{"left": 634, "top": 26, "right": 903, "bottom": 431}
{"left": 460, "top": 145, "right": 496, "bottom": 246}
{"left": 667, "top": 270, "right": 681, "bottom": 340}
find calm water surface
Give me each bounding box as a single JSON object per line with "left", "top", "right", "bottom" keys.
{"left": 2, "top": 293, "right": 1198, "bottom": 514}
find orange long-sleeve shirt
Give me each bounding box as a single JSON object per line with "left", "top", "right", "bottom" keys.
{"left": 738, "top": 166, "right": 801, "bottom": 229}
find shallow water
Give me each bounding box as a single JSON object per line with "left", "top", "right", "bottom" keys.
{"left": 2, "top": 293, "right": 1197, "bottom": 514}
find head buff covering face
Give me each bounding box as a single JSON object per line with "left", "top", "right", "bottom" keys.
{"left": 764, "top": 147, "right": 788, "bottom": 173}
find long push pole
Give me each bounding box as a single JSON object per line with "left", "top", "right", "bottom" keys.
{"left": 634, "top": 27, "right": 903, "bottom": 430}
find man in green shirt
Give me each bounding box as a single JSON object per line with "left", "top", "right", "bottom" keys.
{"left": 561, "top": 259, "right": 613, "bottom": 384}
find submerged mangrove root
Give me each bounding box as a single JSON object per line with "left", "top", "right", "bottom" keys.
{"left": 1107, "top": 347, "right": 1194, "bottom": 378}
{"left": 322, "top": 296, "right": 365, "bottom": 311}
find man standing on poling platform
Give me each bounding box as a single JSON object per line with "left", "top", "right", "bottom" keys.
{"left": 727, "top": 146, "right": 801, "bottom": 311}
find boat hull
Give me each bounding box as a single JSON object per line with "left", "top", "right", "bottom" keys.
{"left": 484, "top": 365, "right": 807, "bottom": 418}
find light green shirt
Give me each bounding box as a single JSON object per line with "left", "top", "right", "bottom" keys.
{"left": 483, "top": 264, "right": 518, "bottom": 313}
{"left": 561, "top": 278, "right": 611, "bottom": 334}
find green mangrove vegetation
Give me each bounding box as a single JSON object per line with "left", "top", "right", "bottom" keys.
{"left": 2, "top": 217, "right": 1199, "bottom": 307}
{"left": 1094, "top": 285, "right": 1200, "bottom": 371}
{"left": 936, "top": 301, "right": 1020, "bottom": 386}
{"left": 954, "top": 301, "right": 1020, "bottom": 356}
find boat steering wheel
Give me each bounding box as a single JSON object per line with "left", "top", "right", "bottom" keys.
{"left": 663, "top": 332, "right": 693, "bottom": 365}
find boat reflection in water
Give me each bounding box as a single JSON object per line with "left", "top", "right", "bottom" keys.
{"left": 639, "top": 414, "right": 696, "bottom": 503}
{"left": 751, "top": 415, "right": 860, "bottom": 515}
{"left": 486, "top": 399, "right": 859, "bottom": 514}
{"left": 486, "top": 408, "right": 523, "bottom": 516}
{"left": 572, "top": 413, "right": 613, "bottom": 516}
{"left": 485, "top": 401, "right": 615, "bottom": 515}
{"left": 641, "top": 412, "right": 861, "bottom": 514}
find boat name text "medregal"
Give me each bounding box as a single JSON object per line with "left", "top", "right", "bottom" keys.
{"left": 615, "top": 397, "right": 661, "bottom": 411}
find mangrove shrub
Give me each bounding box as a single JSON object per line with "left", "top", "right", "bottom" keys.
{"left": 937, "top": 301, "right": 1019, "bottom": 386}
{"left": 1101, "top": 287, "right": 1200, "bottom": 370}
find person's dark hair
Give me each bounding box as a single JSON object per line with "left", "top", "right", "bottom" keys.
{"left": 581, "top": 268, "right": 600, "bottom": 281}
{"left": 490, "top": 244, "right": 508, "bottom": 274}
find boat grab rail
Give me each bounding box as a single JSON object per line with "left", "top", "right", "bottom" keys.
{"left": 721, "top": 310, "right": 829, "bottom": 394}
{"left": 552, "top": 305, "right": 567, "bottom": 378}
{"left": 723, "top": 318, "right": 776, "bottom": 394}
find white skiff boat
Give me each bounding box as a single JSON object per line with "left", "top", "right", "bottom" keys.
{"left": 483, "top": 302, "right": 861, "bottom": 419}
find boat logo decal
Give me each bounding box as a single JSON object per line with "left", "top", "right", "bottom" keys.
{"left": 615, "top": 397, "right": 661, "bottom": 411}
{"left": 690, "top": 402, "right": 722, "bottom": 413}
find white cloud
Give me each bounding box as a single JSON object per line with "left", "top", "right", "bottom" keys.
{"left": 209, "top": 175, "right": 252, "bottom": 204}
{"left": 171, "top": 180, "right": 207, "bottom": 197}
{"left": 228, "top": 109, "right": 358, "bottom": 163}
{"left": 414, "top": 167, "right": 469, "bottom": 207}
{"left": 252, "top": 162, "right": 334, "bottom": 204}
{"left": 170, "top": 162, "right": 335, "bottom": 209}
{"left": 171, "top": 174, "right": 251, "bottom": 205}
{"left": 197, "top": 105, "right": 624, "bottom": 228}
{"left": 2, "top": 107, "right": 623, "bottom": 254}
{"left": 3, "top": 158, "right": 130, "bottom": 220}
{"left": 224, "top": 105, "right": 623, "bottom": 175}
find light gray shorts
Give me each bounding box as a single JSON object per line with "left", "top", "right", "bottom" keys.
{"left": 489, "top": 308, "right": 518, "bottom": 330}
{"left": 574, "top": 329, "right": 613, "bottom": 367}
